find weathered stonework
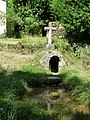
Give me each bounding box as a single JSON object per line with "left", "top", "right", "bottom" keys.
{"left": 41, "top": 51, "right": 66, "bottom": 72}
{"left": 52, "top": 22, "right": 65, "bottom": 38}
{"left": 0, "top": 0, "right": 6, "bottom": 34}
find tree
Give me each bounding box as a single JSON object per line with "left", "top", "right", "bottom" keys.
{"left": 51, "top": 0, "right": 90, "bottom": 44}
{"left": 17, "top": 5, "right": 40, "bottom": 35}
{"left": 7, "top": 0, "right": 22, "bottom": 38}
{"left": 7, "top": 0, "right": 54, "bottom": 36}
{"left": 30, "top": 0, "right": 54, "bottom": 36}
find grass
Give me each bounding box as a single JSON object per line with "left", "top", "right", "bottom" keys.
{"left": 59, "top": 68, "right": 90, "bottom": 105}
{"left": 0, "top": 36, "right": 90, "bottom": 120}
{"left": 0, "top": 35, "right": 47, "bottom": 45}
{"left": 0, "top": 36, "right": 47, "bottom": 54}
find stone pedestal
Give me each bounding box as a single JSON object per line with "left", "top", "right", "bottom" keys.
{"left": 46, "top": 44, "right": 54, "bottom": 49}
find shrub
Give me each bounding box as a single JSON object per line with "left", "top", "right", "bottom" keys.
{"left": 7, "top": 1, "right": 22, "bottom": 38}
{"left": 51, "top": 0, "right": 90, "bottom": 44}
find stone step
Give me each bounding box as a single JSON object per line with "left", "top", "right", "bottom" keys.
{"left": 47, "top": 75, "right": 62, "bottom": 85}
{"left": 48, "top": 76, "right": 60, "bottom": 80}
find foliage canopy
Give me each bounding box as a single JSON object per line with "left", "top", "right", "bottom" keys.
{"left": 7, "top": 0, "right": 53, "bottom": 37}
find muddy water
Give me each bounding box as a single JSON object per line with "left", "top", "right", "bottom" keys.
{"left": 17, "top": 86, "right": 90, "bottom": 115}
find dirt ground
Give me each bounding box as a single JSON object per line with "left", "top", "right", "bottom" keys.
{"left": 0, "top": 51, "right": 33, "bottom": 71}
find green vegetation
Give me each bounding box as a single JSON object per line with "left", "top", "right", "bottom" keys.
{"left": 0, "top": 0, "right": 90, "bottom": 120}
{"left": 7, "top": 0, "right": 90, "bottom": 44}
{"left": 51, "top": 0, "right": 90, "bottom": 43}
{"left": 0, "top": 36, "right": 47, "bottom": 53}
{"left": 7, "top": 0, "right": 53, "bottom": 37}
{"left": 0, "top": 37, "right": 90, "bottom": 120}
{"left": 0, "top": 0, "right": 90, "bottom": 119}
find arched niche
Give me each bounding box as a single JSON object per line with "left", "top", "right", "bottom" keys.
{"left": 49, "top": 55, "right": 59, "bottom": 73}
{"left": 41, "top": 51, "right": 66, "bottom": 72}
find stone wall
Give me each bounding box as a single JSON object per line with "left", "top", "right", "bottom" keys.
{"left": 0, "top": 0, "right": 6, "bottom": 34}
{"left": 41, "top": 51, "right": 66, "bottom": 72}
{"left": 52, "top": 22, "right": 65, "bottom": 38}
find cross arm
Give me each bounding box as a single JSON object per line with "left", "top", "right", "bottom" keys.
{"left": 44, "top": 27, "right": 50, "bottom": 31}
{"left": 44, "top": 27, "right": 57, "bottom": 31}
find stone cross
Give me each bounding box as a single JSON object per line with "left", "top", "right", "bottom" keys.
{"left": 44, "top": 22, "right": 56, "bottom": 45}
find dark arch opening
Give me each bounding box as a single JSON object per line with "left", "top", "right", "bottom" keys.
{"left": 49, "top": 56, "right": 59, "bottom": 73}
